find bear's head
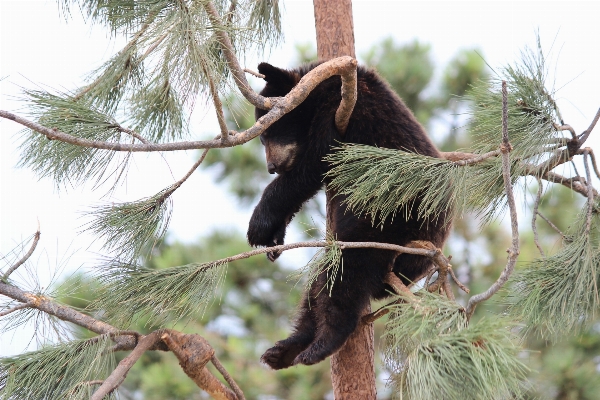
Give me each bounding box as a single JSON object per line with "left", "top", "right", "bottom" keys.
{"left": 254, "top": 63, "right": 312, "bottom": 175}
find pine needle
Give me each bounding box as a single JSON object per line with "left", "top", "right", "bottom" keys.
{"left": 509, "top": 205, "right": 600, "bottom": 340}
{"left": 92, "top": 260, "right": 227, "bottom": 326}
{"left": 18, "top": 89, "right": 132, "bottom": 190}
{"left": 0, "top": 336, "right": 115, "bottom": 400}
{"left": 326, "top": 145, "right": 509, "bottom": 228}
{"left": 384, "top": 293, "right": 528, "bottom": 399}
{"left": 83, "top": 187, "right": 174, "bottom": 260}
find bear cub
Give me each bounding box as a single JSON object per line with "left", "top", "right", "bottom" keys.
{"left": 247, "top": 61, "right": 450, "bottom": 369}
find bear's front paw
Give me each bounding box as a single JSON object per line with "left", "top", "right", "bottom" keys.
{"left": 247, "top": 209, "right": 287, "bottom": 261}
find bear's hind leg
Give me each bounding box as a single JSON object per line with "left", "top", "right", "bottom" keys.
{"left": 261, "top": 290, "right": 317, "bottom": 369}
{"left": 293, "top": 248, "right": 392, "bottom": 366}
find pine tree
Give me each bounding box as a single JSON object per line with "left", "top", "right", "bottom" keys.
{"left": 1, "top": 1, "right": 600, "bottom": 399}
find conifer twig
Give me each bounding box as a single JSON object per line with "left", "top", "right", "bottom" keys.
{"left": 577, "top": 148, "right": 600, "bottom": 179}
{"left": 578, "top": 107, "right": 600, "bottom": 145}
{"left": 91, "top": 331, "right": 163, "bottom": 400}
{"left": 211, "top": 354, "right": 245, "bottom": 400}
{"left": 532, "top": 178, "right": 546, "bottom": 257}
{"left": 2, "top": 228, "right": 40, "bottom": 282}
{"left": 536, "top": 211, "right": 566, "bottom": 238}
{"left": 0, "top": 302, "right": 32, "bottom": 317}
{"left": 243, "top": 68, "right": 265, "bottom": 79}
{"left": 554, "top": 123, "right": 577, "bottom": 139}
{"left": 466, "top": 81, "right": 520, "bottom": 319}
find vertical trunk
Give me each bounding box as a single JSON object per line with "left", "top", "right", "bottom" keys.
{"left": 314, "top": 1, "right": 376, "bottom": 398}
{"left": 313, "top": 0, "right": 356, "bottom": 60}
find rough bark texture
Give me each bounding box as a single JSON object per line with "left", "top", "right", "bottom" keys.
{"left": 313, "top": 0, "right": 356, "bottom": 60}
{"left": 314, "top": 1, "right": 374, "bottom": 397}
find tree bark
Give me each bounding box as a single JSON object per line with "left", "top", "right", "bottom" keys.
{"left": 314, "top": 1, "right": 375, "bottom": 398}
{"left": 313, "top": 0, "right": 356, "bottom": 60}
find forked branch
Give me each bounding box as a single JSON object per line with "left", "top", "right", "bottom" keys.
{"left": 466, "top": 81, "right": 520, "bottom": 319}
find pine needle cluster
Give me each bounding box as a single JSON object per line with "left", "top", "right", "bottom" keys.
{"left": 84, "top": 187, "right": 174, "bottom": 260}
{"left": 293, "top": 234, "right": 343, "bottom": 297}
{"left": 0, "top": 336, "right": 115, "bottom": 400}
{"left": 509, "top": 205, "right": 600, "bottom": 340}
{"left": 326, "top": 145, "right": 507, "bottom": 227}
{"left": 93, "top": 260, "right": 227, "bottom": 326}
{"left": 18, "top": 90, "right": 133, "bottom": 190}
{"left": 384, "top": 293, "right": 528, "bottom": 399}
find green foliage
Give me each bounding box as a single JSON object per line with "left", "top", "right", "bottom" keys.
{"left": 293, "top": 235, "right": 342, "bottom": 297}
{"left": 326, "top": 145, "right": 511, "bottom": 227}
{"left": 467, "top": 40, "right": 562, "bottom": 171}
{"left": 384, "top": 293, "right": 528, "bottom": 399}
{"left": 18, "top": 90, "right": 132, "bottom": 190}
{"left": 84, "top": 187, "right": 174, "bottom": 260}
{"left": 93, "top": 259, "right": 227, "bottom": 327}
{"left": 0, "top": 336, "right": 115, "bottom": 400}
{"left": 510, "top": 206, "right": 600, "bottom": 340}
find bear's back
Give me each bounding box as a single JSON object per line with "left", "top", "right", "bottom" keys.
{"left": 295, "top": 62, "right": 441, "bottom": 159}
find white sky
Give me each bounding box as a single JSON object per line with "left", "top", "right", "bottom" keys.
{"left": 1, "top": 1, "right": 600, "bottom": 355}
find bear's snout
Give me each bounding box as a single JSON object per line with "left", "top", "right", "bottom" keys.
{"left": 267, "top": 162, "right": 277, "bottom": 174}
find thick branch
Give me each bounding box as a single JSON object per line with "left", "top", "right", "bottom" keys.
{"left": 334, "top": 60, "right": 357, "bottom": 135}
{"left": 2, "top": 230, "right": 40, "bottom": 281}
{"left": 1, "top": 58, "right": 359, "bottom": 152}
{"left": 466, "top": 81, "right": 520, "bottom": 318}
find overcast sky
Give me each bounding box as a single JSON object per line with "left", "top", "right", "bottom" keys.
{"left": 1, "top": 1, "right": 600, "bottom": 355}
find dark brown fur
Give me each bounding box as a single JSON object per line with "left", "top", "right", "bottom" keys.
{"left": 247, "top": 62, "right": 450, "bottom": 369}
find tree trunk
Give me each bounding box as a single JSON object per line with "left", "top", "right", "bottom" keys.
{"left": 314, "top": 1, "right": 376, "bottom": 398}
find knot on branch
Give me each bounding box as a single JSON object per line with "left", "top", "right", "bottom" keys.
{"left": 500, "top": 142, "right": 513, "bottom": 153}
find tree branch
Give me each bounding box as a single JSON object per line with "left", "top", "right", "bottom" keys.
{"left": 466, "top": 81, "right": 520, "bottom": 319}
{"left": 201, "top": 1, "right": 271, "bottom": 110}
{"left": 2, "top": 229, "right": 40, "bottom": 282}
{"left": 211, "top": 354, "right": 245, "bottom": 400}
{"left": 1, "top": 57, "right": 359, "bottom": 153}
{"left": 91, "top": 330, "right": 163, "bottom": 400}
{"left": 578, "top": 107, "right": 600, "bottom": 145}
{"left": 0, "top": 302, "right": 32, "bottom": 317}
{"left": 334, "top": 59, "right": 357, "bottom": 135}
{"left": 532, "top": 178, "right": 546, "bottom": 257}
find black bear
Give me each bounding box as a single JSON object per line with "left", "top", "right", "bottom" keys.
{"left": 247, "top": 61, "right": 450, "bottom": 369}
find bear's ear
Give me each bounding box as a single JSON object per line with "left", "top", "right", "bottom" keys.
{"left": 258, "top": 63, "right": 299, "bottom": 88}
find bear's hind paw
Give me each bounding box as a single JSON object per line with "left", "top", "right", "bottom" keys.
{"left": 261, "top": 341, "right": 303, "bottom": 370}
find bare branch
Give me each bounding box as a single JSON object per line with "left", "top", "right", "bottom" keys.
{"left": 0, "top": 302, "right": 31, "bottom": 317}
{"left": 579, "top": 107, "right": 600, "bottom": 145}
{"left": 577, "top": 147, "right": 600, "bottom": 180}
{"left": 1, "top": 57, "right": 359, "bottom": 152}
{"left": 201, "top": 1, "right": 271, "bottom": 110}
{"left": 334, "top": 60, "right": 357, "bottom": 135}
{"left": 211, "top": 354, "right": 245, "bottom": 400}
{"left": 537, "top": 211, "right": 566, "bottom": 238}
{"left": 554, "top": 123, "right": 577, "bottom": 140}
{"left": 2, "top": 229, "right": 40, "bottom": 282}
{"left": 448, "top": 266, "right": 469, "bottom": 294}
{"left": 532, "top": 178, "right": 546, "bottom": 257}
{"left": 91, "top": 331, "right": 163, "bottom": 400}
{"left": 243, "top": 68, "right": 265, "bottom": 79}
{"left": 449, "top": 149, "right": 502, "bottom": 166}
{"left": 0, "top": 281, "right": 123, "bottom": 337}
{"left": 466, "top": 81, "right": 520, "bottom": 319}
{"left": 201, "top": 61, "right": 232, "bottom": 144}
{"left": 583, "top": 149, "right": 595, "bottom": 235}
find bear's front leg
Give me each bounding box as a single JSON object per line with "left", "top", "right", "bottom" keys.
{"left": 247, "top": 171, "right": 322, "bottom": 261}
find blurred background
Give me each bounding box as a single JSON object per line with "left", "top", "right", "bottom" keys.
{"left": 2, "top": 1, "right": 600, "bottom": 398}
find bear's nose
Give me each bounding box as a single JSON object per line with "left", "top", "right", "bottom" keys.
{"left": 267, "top": 162, "right": 277, "bottom": 174}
